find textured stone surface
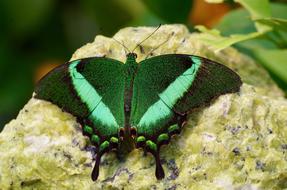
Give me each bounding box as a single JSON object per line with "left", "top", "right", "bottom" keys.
{"left": 1, "top": 24, "right": 287, "bottom": 190}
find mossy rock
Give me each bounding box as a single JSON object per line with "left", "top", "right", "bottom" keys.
{"left": 0, "top": 24, "right": 287, "bottom": 190}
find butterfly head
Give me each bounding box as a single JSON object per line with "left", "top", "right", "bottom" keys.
{"left": 126, "top": 52, "right": 137, "bottom": 60}
{"left": 125, "top": 53, "right": 139, "bottom": 73}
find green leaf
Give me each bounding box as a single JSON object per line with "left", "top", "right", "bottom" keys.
{"left": 253, "top": 49, "right": 287, "bottom": 85}
{"left": 205, "top": 0, "right": 272, "bottom": 32}
{"left": 195, "top": 25, "right": 262, "bottom": 51}
{"left": 216, "top": 3, "right": 287, "bottom": 34}
{"left": 235, "top": 0, "right": 270, "bottom": 19}
{"left": 204, "top": 1, "right": 287, "bottom": 92}
{"left": 234, "top": 0, "right": 271, "bottom": 32}
{"left": 256, "top": 18, "right": 287, "bottom": 32}
{"left": 215, "top": 3, "right": 287, "bottom": 54}
{"left": 270, "top": 2, "right": 287, "bottom": 19}
{"left": 216, "top": 8, "right": 257, "bottom": 36}
{"left": 205, "top": 0, "right": 271, "bottom": 19}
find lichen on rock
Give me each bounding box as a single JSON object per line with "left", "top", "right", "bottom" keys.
{"left": 1, "top": 24, "right": 287, "bottom": 190}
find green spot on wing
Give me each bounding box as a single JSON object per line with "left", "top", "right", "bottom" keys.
{"left": 136, "top": 136, "right": 146, "bottom": 143}
{"left": 84, "top": 125, "right": 93, "bottom": 135}
{"left": 168, "top": 124, "right": 180, "bottom": 133}
{"left": 99, "top": 141, "right": 110, "bottom": 152}
{"left": 157, "top": 133, "right": 169, "bottom": 144}
{"left": 91, "top": 135, "right": 100, "bottom": 145}
{"left": 110, "top": 137, "right": 119, "bottom": 144}
{"left": 146, "top": 140, "right": 157, "bottom": 151}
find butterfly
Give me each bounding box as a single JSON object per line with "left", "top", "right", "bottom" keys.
{"left": 34, "top": 51, "right": 242, "bottom": 181}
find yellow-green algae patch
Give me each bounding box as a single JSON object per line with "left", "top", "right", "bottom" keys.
{"left": 1, "top": 24, "right": 287, "bottom": 190}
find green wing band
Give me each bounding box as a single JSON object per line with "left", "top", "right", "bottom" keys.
{"left": 35, "top": 57, "right": 126, "bottom": 139}
{"left": 138, "top": 57, "right": 201, "bottom": 128}
{"left": 69, "top": 61, "right": 119, "bottom": 128}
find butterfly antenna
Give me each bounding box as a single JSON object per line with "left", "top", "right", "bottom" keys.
{"left": 131, "top": 24, "right": 162, "bottom": 53}
{"left": 112, "top": 37, "right": 131, "bottom": 54}
{"left": 145, "top": 33, "right": 171, "bottom": 59}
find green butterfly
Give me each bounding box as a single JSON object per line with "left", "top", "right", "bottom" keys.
{"left": 35, "top": 51, "right": 241, "bottom": 181}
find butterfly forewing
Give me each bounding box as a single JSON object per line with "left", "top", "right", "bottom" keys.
{"left": 35, "top": 57, "right": 126, "bottom": 138}
{"left": 75, "top": 58, "right": 126, "bottom": 137}
{"left": 130, "top": 54, "right": 197, "bottom": 138}
{"left": 173, "top": 56, "right": 242, "bottom": 113}
{"left": 35, "top": 63, "right": 90, "bottom": 118}
{"left": 130, "top": 54, "right": 242, "bottom": 138}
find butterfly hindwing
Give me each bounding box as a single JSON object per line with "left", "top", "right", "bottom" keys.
{"left": 131, "top": 54, "right": 242, "bottom": 139}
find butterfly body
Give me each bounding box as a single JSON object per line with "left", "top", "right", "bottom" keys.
{"left": 35, "top": 53, "right": 242, "bottom": 181}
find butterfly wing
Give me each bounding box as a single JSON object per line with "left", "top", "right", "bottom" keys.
{"left": 71, "top": 58, "right": 126, "bottom": 138}
{"left": 35, "top": 57, "right": 125, "bottom": 138}
{"left": 131, "top": 54, "right": 242, "bottom": 179}
{"left": 35, "top": 62, "right": 90, "bottom": 119}
{"left": 35, "top": 57, "right": 125, "bottom": 180}
{"left": 131, "top": 54, "right": 241, "bottom": 138}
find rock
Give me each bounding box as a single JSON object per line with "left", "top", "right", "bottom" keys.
{"left": 0, "top": 24, "right": 287, "bottom": 190}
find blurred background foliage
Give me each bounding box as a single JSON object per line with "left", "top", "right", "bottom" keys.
{"left": 0, "top": 0, "right": 286, "bottom": 131}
